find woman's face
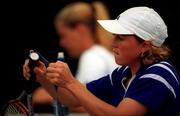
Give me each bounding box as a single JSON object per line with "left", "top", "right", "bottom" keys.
{"left": 112, "top": 35, "right": 143, "bottom": 65}
{"left": 56, "top": 22, "right": 83, "bottom": 58}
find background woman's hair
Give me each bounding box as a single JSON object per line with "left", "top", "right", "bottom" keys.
{"left": 54, "top": 1, "right": 113, "bottom": 51}
{"left": 135, "top": 36, "right": 171, "bottom": 65}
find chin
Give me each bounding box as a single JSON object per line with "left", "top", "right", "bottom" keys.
{"left": 68, "top": 52, "right": 81, "bottom": 59}
{"left": 115, "top": 59, "right": 124, "bottom": 65}
{"left": 115, "top": 57, "right": 129, "bottom": 66}
{"left": 69, "top": 54, "right": 78, "bottom": 58}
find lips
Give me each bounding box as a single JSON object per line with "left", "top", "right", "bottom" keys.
{"left": 113, "top": 49, "right": 119, "bottom": 55}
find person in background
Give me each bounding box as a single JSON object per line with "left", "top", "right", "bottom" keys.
{"left": 23, "top": 6, "right": 180, "bottom": 115}
{"left": 32, "top": 1, "right": 117, "bottom": 112}
{"left": 55, "top": 1, "right": 117, "bottom": 84}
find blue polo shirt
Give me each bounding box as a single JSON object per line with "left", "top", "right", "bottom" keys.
{"left": 86, "top": 61, "right": 180, "bottom": 115}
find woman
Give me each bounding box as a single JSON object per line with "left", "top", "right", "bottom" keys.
{"left": 23, "top": 6, "right": 180, "bottom": 115}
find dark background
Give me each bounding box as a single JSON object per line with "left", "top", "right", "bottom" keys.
{"left": 1, "top": 0, "right": 179, "bottom": 109}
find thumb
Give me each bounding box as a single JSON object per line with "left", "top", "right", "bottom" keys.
{"left": 38, "top": 61, "right": 46, "bottom": 68}
{"left": 34, "top": 67, "right": 46, "bottom": 78}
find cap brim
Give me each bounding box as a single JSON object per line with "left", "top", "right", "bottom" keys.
{"left": 97, "top": 20, "right": 134, "bottom": 35}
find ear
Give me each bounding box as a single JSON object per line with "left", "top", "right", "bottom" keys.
{"left": 74, "top": 23, "right": 91, "bottom": 38}
{"left": 75, "top": 23, "right": 87, "bottom": 34}
{"left": 72, "top": 24, "right": 85, "bottom": 38}
{"left": 141, "top": 41, "right": 151, "bottom": 53}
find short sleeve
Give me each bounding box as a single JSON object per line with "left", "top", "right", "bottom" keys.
{"left": 125, "top": 77, "right": 174, "bottom": 112}
{"left": 76, "top": 52, "right": 109, "bottom": 84}
{"left": 86, "top": 74, "right": 113, "bottom": 104}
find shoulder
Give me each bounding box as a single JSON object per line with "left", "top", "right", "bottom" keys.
{"left": 142, "top": 61, "right": 180, "bottom": 84}
{"left": 136, "top": 60, "right": 180, "bottom": 98}
{"left": 145, "top": 61, "right": 178, "bottom": 73}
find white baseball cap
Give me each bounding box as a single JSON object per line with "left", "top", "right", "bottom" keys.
{"left": 97, "top": 6, "right": 168, "bottom": 47}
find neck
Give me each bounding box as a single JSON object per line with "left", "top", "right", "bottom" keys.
{"left": 129, "top": 60, "right": 141, "bottom": 76}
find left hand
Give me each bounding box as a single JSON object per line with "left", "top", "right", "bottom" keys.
{"left": 46, "top": 61, "right": 75, "bottom": 88}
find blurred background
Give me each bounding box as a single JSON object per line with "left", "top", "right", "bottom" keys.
{"left": 1, "top": 0, "right": 180, "bottom": 113}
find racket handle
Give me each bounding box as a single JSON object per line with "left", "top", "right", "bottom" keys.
{"left": 27, "top": 94, "right": 34, "bottom": 116}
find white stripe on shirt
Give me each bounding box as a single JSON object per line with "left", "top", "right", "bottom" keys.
{"left": 122, "top": 66, "right": 129, "bottom": 73}
{"left": 147, "top": 63, "right": 179, "bottom": 85}
{"left": 160, "top": 61, "right": 172, "bottom": 67}
{"left": 109, "top": 73, "right": 114, "bottom": 86}
{"left": 140, "top": 73, "right": 176, "bottom": 98}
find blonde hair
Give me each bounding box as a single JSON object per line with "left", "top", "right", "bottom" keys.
{"left": 54, "top": 1, "right": 113, "bottom": 51}
{"left": 93, "top": 1, "right": 113, "bottom": 51}
{"left": 141, "top": 45, "right": 171, "bottom": 65}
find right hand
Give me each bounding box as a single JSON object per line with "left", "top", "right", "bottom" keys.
{"left": 23, "top": 59, "right": 47, "bottom": 82}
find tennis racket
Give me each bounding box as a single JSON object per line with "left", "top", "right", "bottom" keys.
{"left": 1, "top": 50, "right": 49, "bottom": 116}
{"left": 1, "top": 90, "right": 29, "bottom": 116}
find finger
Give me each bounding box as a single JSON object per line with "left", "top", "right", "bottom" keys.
{"left": 46, "top": 66, "right": 62, "bottom": 73}
{"left": 24, "top": 66, "right": 30, "bottom": 74}
{"left": 23, "top": 59, "right": 30, "bottom": 80}
{"left": 23, "top": 59, "right": 30, "bottom": 72}
{"left": 23, "top": 68, "right": 30, "bottom": 80}
{"left": 49, "top": 78, "right": 58, "bottom": 85}
{"left": 46, "top": 72, "right": 60, "bottom": 80}
{"left": 48, "top": 63, "right": 57, "bottom": 68}
{"left": 34, "top": 67, "right": 46, "bottom": 78}
{"left": 24, "top": 59, "right": 29, "bottom": 66}
{"left": 49, "top": 61, "right": 64, "bottom": 68}
{"left": 38, "top": 61, "right": 45, "bottom": 67}
{"left": 37, "top": 61, "right": 46, "bottom": 70}
{"left": 56, "top": 61, "right": 69, "bottom": 69}
{"left": 23, "top": 72, "right": 30, "bottom": 80}
{"left": 56, "top": 61, "right": 64, "bottom": 64}
{"left": 49, "top": 78, "right": 62, "bottom": 86}
{"left": 25, "top": 74, "right": 31, "bottom": 80}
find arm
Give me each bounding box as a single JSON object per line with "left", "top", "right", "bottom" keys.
{"left": 46, "top": 61, "right": 148, "bottom": 115}
{"left": 23, "top": 59, "right": 81, "bottom": 107}
{"left": 32, "top": 87, "right": 53, "bottom": 105}
{"left": 69, "top": 106, "right": 87, "bottom": 113}
{"left": 66, "top": 80, "right": 148, "bottom": 116}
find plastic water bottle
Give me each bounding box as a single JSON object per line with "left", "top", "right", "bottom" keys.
{"left": 53, "top": 52, "right": 67, "bottom": 116}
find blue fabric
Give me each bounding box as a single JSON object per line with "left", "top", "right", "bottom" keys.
{"left": 86, "top": 61, "right": 180, "bottom": 115}
{"left": 86, "top": 74, "right": 113, "bottom": 104}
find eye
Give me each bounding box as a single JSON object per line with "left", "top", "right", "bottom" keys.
{"left": 118, "top": 36, "right": 125, "bottom": 41}
{"left": 114, "top": 35, "right": 126, "bottom": 41}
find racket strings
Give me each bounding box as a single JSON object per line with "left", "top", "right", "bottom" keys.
{"left": 5, "top": 104, "right": 21, "bottom": 114}
{"left": 4, "top": 102, "right": 28, "bottom": 116}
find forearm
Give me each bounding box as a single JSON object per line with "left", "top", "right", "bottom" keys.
{"left": 37, "top": 78, "right": 57, "bottom": 99}
{"left": 44, "top": 61, "right": 117, "bottom": 115}
{"left": 69, "top": 106, "right": 87, "bottom": 113}
{"left": 36, "top": 76, "right": 81, "bottom": 107}
{"left": 32, "top": 87, "right": 53, "bottom": 105}
{"left": 57, "top": 87, "right": 81, "bottom": 107}
{"left": 66, "top": 80, "right": 118, "bottom": 116}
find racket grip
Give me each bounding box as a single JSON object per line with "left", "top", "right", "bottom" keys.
{"left": 27, "top": 94, "right": 34, "bottom": 116}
